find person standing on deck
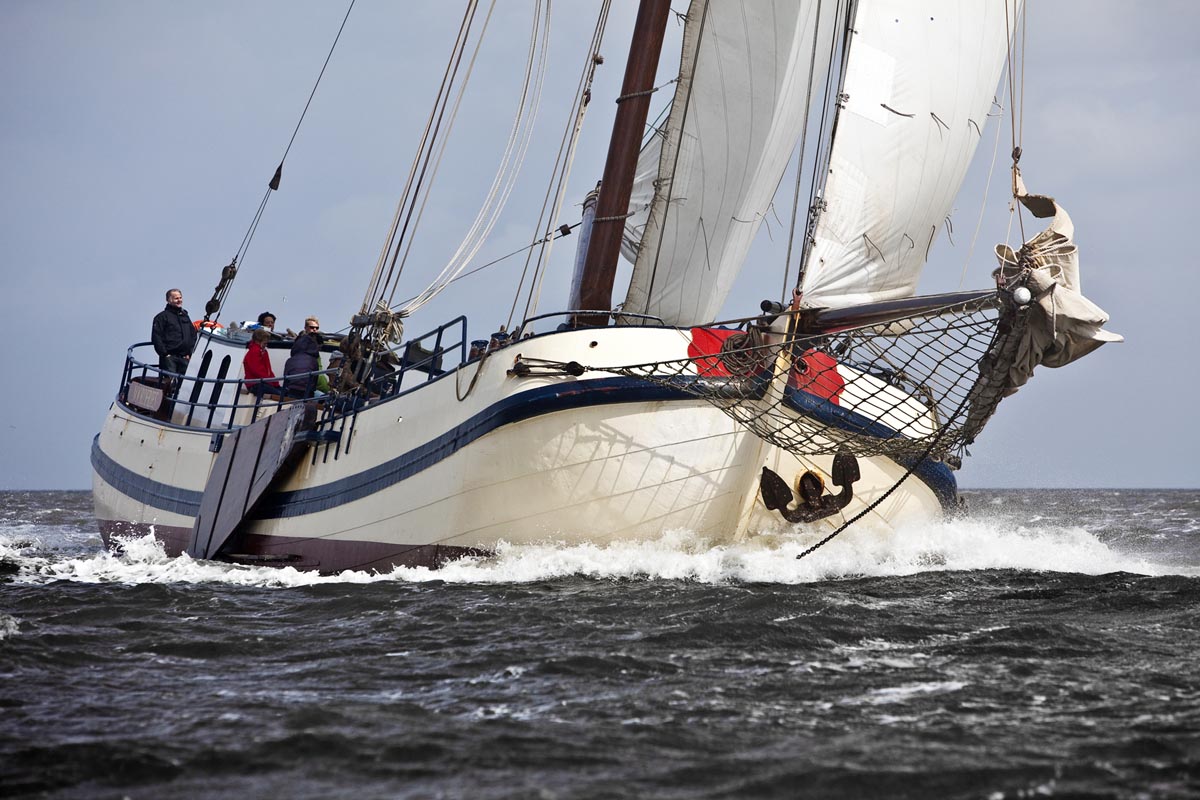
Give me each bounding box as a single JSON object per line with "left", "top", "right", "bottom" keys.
{"left": 151, "top": 288, "right": 196, "bottom": 378}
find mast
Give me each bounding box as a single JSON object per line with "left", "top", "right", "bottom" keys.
{"left": 575, "top": 0, "right": 672, "bottom": 327}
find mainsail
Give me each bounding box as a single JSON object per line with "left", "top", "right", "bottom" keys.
{"left": 620, "top": 0, "right": 834, "bottom": 326}
{"left": 800, "top": 0, "right": 1019, "bottom": 309}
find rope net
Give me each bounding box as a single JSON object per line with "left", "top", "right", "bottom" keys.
{"left": 599, "top": 295, "right": 1025, "bottom": 462}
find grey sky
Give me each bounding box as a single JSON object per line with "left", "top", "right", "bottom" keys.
{"left": 1, "top": 1, "right": 1196, "bottom": 490}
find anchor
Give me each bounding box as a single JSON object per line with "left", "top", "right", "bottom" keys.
{"left": 760, "top": 449, "right": 860, "bottom": 524}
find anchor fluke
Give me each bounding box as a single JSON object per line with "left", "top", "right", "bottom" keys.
{"left": 831, "top": 448, "right": 860, "bottom": 487}
{"left": 759, "top": 466, "right": 798, "bottom": 514}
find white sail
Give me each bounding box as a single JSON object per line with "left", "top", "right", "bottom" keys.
{"left": 619, "top": 131, "right": 662, "bottom": 266}
{"left": 621, "top": 0, "right": 831, "bottom": 326}
{"left": 800, "top": 0, "right": 1019, "bottom": 309}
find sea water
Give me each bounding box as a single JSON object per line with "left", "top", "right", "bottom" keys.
{"left": 1, "top": 489, "right": 1198, "bottom": 799}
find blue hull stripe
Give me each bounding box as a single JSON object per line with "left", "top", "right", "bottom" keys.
{"left": 91, "top": 435, "right": 204, "bottom": 516}
{"left": 782, "top": 387, "right": 959, "bottom": 510}
{"left": 255, "top": 379, "right": 688, "bottom": 517}
{"left": 92, "top": 377, "right": 958, "bottom": 520}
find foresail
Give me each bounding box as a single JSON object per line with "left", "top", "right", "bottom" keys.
{"left": 621, "top": 0, "right": 830, "bottom": 326}
{"left": 800, "top": 0, "right": 1019, "bottom": 309}
{"left": 619, "top": 132, "right": 661, "bottom": 266}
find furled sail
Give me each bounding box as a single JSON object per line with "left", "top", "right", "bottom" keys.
{"left": 993, "top": 173, "right": 1123, "bottom": 391}
{"left": 800, "top": 0, "right": 1019, "bottom": 309}
{"left": 621, "top": 0, "right": 832, "bottom": 326}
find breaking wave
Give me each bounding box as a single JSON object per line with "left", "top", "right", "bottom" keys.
{"left": 3, "top": 510, "right": 1196, "bottom": 588}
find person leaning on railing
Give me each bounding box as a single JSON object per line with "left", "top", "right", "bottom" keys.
{"left": 282, "top": 316, "right": 327, "bottom": 399}
{"left": 243, "top": 328, "right": 281, "bottom": 398}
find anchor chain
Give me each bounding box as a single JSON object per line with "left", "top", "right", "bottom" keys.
{"left": 792, "top": 352, "right": 984, "bottom": 561}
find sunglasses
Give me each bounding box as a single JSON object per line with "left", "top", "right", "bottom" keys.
{"left": 306, "top": 325, "right": 319, "bottom": 330}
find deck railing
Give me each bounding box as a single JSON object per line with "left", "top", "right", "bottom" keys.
{"left": 117, "top": 316, "right": 470, "bottom": 432}
{"left": 120, "top": 344, "right": 344, "bottom": 431}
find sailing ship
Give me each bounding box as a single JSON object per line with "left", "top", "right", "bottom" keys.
{"left": 91, "top": 0, "right": 1119, "bottom": 572}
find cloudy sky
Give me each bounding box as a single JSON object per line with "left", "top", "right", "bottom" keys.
{"left": 2, "top": 0, "right": 1196, "bottom": 490}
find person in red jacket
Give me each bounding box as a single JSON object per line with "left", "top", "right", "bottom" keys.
{"left": 243, "top": 328, "right": 281, "bottom": 398}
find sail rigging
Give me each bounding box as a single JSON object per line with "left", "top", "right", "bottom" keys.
{"left": 360, "top": 0, "right": 552, "bottom": 321}
{"left": 574, "top": 0, "right": 672, "bottom": 326}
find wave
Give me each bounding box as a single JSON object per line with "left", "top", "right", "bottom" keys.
{"left": 3, "top": 511, "right": 1197, "bottom": 588}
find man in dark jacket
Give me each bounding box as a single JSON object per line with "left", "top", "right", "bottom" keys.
{"left": 151, "top": 288, "right": 197, "bottom": 377}
{"left": 283, "top": 319, "right": 322, "bottom": 399}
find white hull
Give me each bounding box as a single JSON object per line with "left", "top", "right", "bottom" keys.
{"left": 92, "top": 327, "right": 956, "bottom": 572}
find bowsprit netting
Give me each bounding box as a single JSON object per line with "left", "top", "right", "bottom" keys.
{"left": 598, "top": 295, "right": 1025, "bottom": 462}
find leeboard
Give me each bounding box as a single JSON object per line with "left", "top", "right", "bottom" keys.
{"left": 187, "top": 403, "right": 308, "bottom": 560}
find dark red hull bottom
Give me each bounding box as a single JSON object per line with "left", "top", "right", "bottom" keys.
{"left": 97, "top": 520, "right": 489, "bottom": 573}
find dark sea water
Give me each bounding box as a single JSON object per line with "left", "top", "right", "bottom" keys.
{"left": 2, "top": 489, "right": 1199, "bottom": 799}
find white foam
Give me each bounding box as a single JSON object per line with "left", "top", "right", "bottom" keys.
{"left": 849, "top": 681, "right": 967, "bottom": 707}
{"left": 5, "top": 513, "right": 1198, "bottom": 588}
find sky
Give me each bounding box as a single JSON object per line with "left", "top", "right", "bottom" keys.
{"left": 1, "top": 0, "right": 1197, "bottom": 490}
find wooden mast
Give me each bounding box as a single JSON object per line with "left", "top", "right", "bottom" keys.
{"left": 575, "top": 0, "right": 672, "bottom": 327}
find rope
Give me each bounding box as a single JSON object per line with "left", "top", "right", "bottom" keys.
{"left": 455, "top": 350, "right": 491, "bottom": 401}
{"left": 638, "top": 0, "right": 712, "bottom": 303}
{"left": 779, "top": 0, "right": 826, "bottom": 297}
{"left": 615, "top": 86, "right": 659, "bottom": 102}
{"left": 278, "top": 0, "right": 357, "bottom": 177}
{"left": 795, "top": 0, "right": 854, "bottom": 294}
{"left": 958, "top": 97, "right": 1006, "bottom": 289}
{"left": 391, "top": 222, "right": 580, "bottom": 309}
{"left": 362, "top": 1, "right": 482, "bottom": 314}
{"left": 614, "top": 75, "right": 675, "bottom": 105}
{"left": 396, "top": 0, "right": 552, "bottom": 315}
{"left": 190, "top": 0, "right": 357, "bottom": 347}
{"left": 1004, "top": 0, "right": 1026, "bottom": 242}
{"left": 228, "top": 0, "right": 356, "bottom": 284}
{"left": 389, "top": 0, "right": 520, "bottom": 313}
{"left": 593, "top": 211, "right": 637, "bottom": 223}
{"left": 510, "top": 0, "right": 614, "bottom": 330}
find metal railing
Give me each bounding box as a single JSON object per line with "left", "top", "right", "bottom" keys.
{"left": 120, "top": 343, "right": 342, "bottom": 431}
{"left": 117, "top": 316, "right": 471, "bottom": 432}
{"left": 510, "top": 309, "right": 666, "bottom": 339}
